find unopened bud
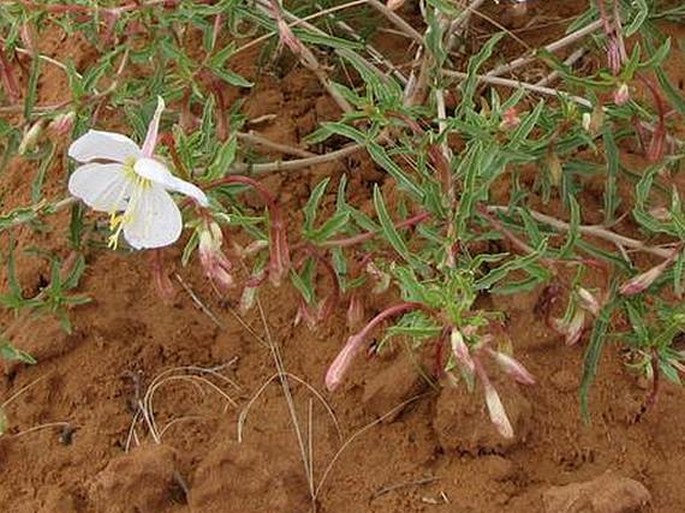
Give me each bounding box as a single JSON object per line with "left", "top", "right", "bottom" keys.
{"left": 48, "top": 112, "right": 75, "bottom": 137}
{"left": 325, "top": 335, "right": 362, "bottom": 391}
{"left": 450, "top": 328, "right": 475, "bottom": 375}
{"left": 198, "top": 221, "right": 234, "bottom": 291}
{"left": 499, "top": 107, "right": 521, "bottom": 130}
{"left": 18, "top": 120, "right": 45, "bottom": 156}
{"left": 577, "top": 287, "right": 600, "bottom": 316}
{"left": 487, "top": 349, "right": 535, "bottom": 385}
{"left": 619, "top": 254, "right": 677, "bottom": 296}
{"left": 484, "top": 380, "right": 514, "bottom": 439}
{"left": 613, "top": 83, "right": 630, "bottom": 106}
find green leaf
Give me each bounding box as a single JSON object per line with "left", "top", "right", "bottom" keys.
{"left": 602, "top": 125, "right": 620, "bottom": 223}
{"left": 205, "top": 135, "right": 237, "bottom": 180}
{"left": 559, "top": 195, "right": 580, "bottom": 258}
{"left": 310, "top": 212, "right": 350, "bottom": 243}
{"left": 23, "top": 56, "right": 41, "bottom": 120}
{"left": 624, "top": 0, "right": 649, "bottom": 36}
{"left": 0, "top": 341, "right": 36, "bottom": 364}
{"left": 212, "top": 68, "right": 253, "bottom": 88}
{"left": 303, "top": 178, "right": 330, "bottom": 233}
{"left": 373, "top": 186, "right": 423, "bottom": 270}
{"left": 580, "top": 299, "right": 615, "bottom": 422}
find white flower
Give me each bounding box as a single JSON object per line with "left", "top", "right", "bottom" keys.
{"left": 67, "top": 97, "right": 208, "bottom": 249}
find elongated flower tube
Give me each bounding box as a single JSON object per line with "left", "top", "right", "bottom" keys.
{"left": 67, "top": 97, "right": 208, "bottom": 249}
{"left": 325, "top": 302, "right": 423, "bottom": 391}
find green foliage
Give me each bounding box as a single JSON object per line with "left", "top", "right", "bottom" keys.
{"left": 0, "top": 0, "right": 684, "bottom": 429}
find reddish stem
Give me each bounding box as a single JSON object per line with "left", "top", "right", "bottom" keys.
{"left": 0, "top": 50, "right": 20, "bottom": 102}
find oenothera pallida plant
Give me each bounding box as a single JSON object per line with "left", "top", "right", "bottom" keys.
{"left": 68, "top": 97, "right": 208, "bottom": 249}
{"left": 324, "top": 268, "right": 536, "bottom": 439}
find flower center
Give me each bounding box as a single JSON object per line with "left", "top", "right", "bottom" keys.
{"left": 107, "top": 158, "right": 153, "bottom": 249}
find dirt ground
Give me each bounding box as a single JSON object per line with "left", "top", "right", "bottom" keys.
{"left": 1, "top": 2, "right": 685, "bottom": 512}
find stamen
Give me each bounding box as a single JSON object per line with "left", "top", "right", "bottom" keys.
{"left": 108, "top": 212, "right": 127, "bottom": 249}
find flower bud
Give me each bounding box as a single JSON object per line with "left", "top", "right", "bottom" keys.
{"left": 582, "top": 112, "right": 591, "bottom": 132}
{"left": 48, "top": 112, "right": 75, "bottom": 137}
{"left": 484, "top": 380, "right": 514, "bottom": 439}
{"left": 450, "top": 328, "right": 475, "bottom": 375}
{"left": 18, "top": 120, "right": 45, "bottom": 156}
{"left": 499, "top": 107, "right": 521, "bottom": 130}
{"left": 198, "top": 221, "right": 234, "bottom": 291}
{"left": 619, "top": 256, "right": 675, "bottom": 296}
{"left": 577, "top": 287, "right": 600, "bottom": 316}
{"left": 487, "top": 349, "right": 535, "bottom": 385}
{"left": 325, "top": 335, "right": 362, "bottom": 391}
{"left": 613, "top": 83, "right": 630, "bottom": 106}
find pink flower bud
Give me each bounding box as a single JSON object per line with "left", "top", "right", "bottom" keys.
{"left": 484, "top": 380, "right": 514, "bottom": 439}
{"left": 619, "top": 255, "right": 677, "bottom": 296}
{"left": 325, "top": 335, "right": 362, "bottom": 391}
{"left": 450, "top": 328, "right": 475, "bottom": 375}
{"left": 613, "top": 83, "right": 630, "bottom": 105}
{"left": 499, "top": 107, "right": 521, "bottom": 130}
{"left": 48, "top": 112, "right": 75, "bottom": 137}
{"left": 198, "top": 221, "right": 234, "bottom": 291}
{"left": 487, "top": 349, "right": 535, "bottom": 385}
{"left": 577, "top": 287, "right": 600, "bottom": 316}
{"left": 553, "top": 309, "right": 585, "bottom": 346}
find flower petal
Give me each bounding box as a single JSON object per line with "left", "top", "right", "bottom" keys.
{"left": 68, "top": 163, "right": 131, "bottom": 212}
{"left": 68, "top": 130, "right": 142, "bottom": 163}
{"left": 134, "top": 157, "right": 208, "bottom": 206}
{"left": 141, "top": 96, "right": 165, "bottom": 157}
{"left": 122, "top": 185, "right": 182, "bottom": 249}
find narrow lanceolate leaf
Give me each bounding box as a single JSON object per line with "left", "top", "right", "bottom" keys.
{"left": 602, "top": 125, "right": 619, "bottom": 223}
{"left": 321, "top": 123, "right": 423, "bottom": 200}
{"left": 373, "top": 186, "right": 422, "bottom": 270}
{"left": 559, "top": 195, "right": 580, "bottom": 258}
{"left": 309, "top": 212, "right": 350, "bottom": 243}
{"left": 580, "top": 299, "right": 615, "bottom": 423}
{"left": 303, "top": 178, "right": 330, "bottom": 233}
